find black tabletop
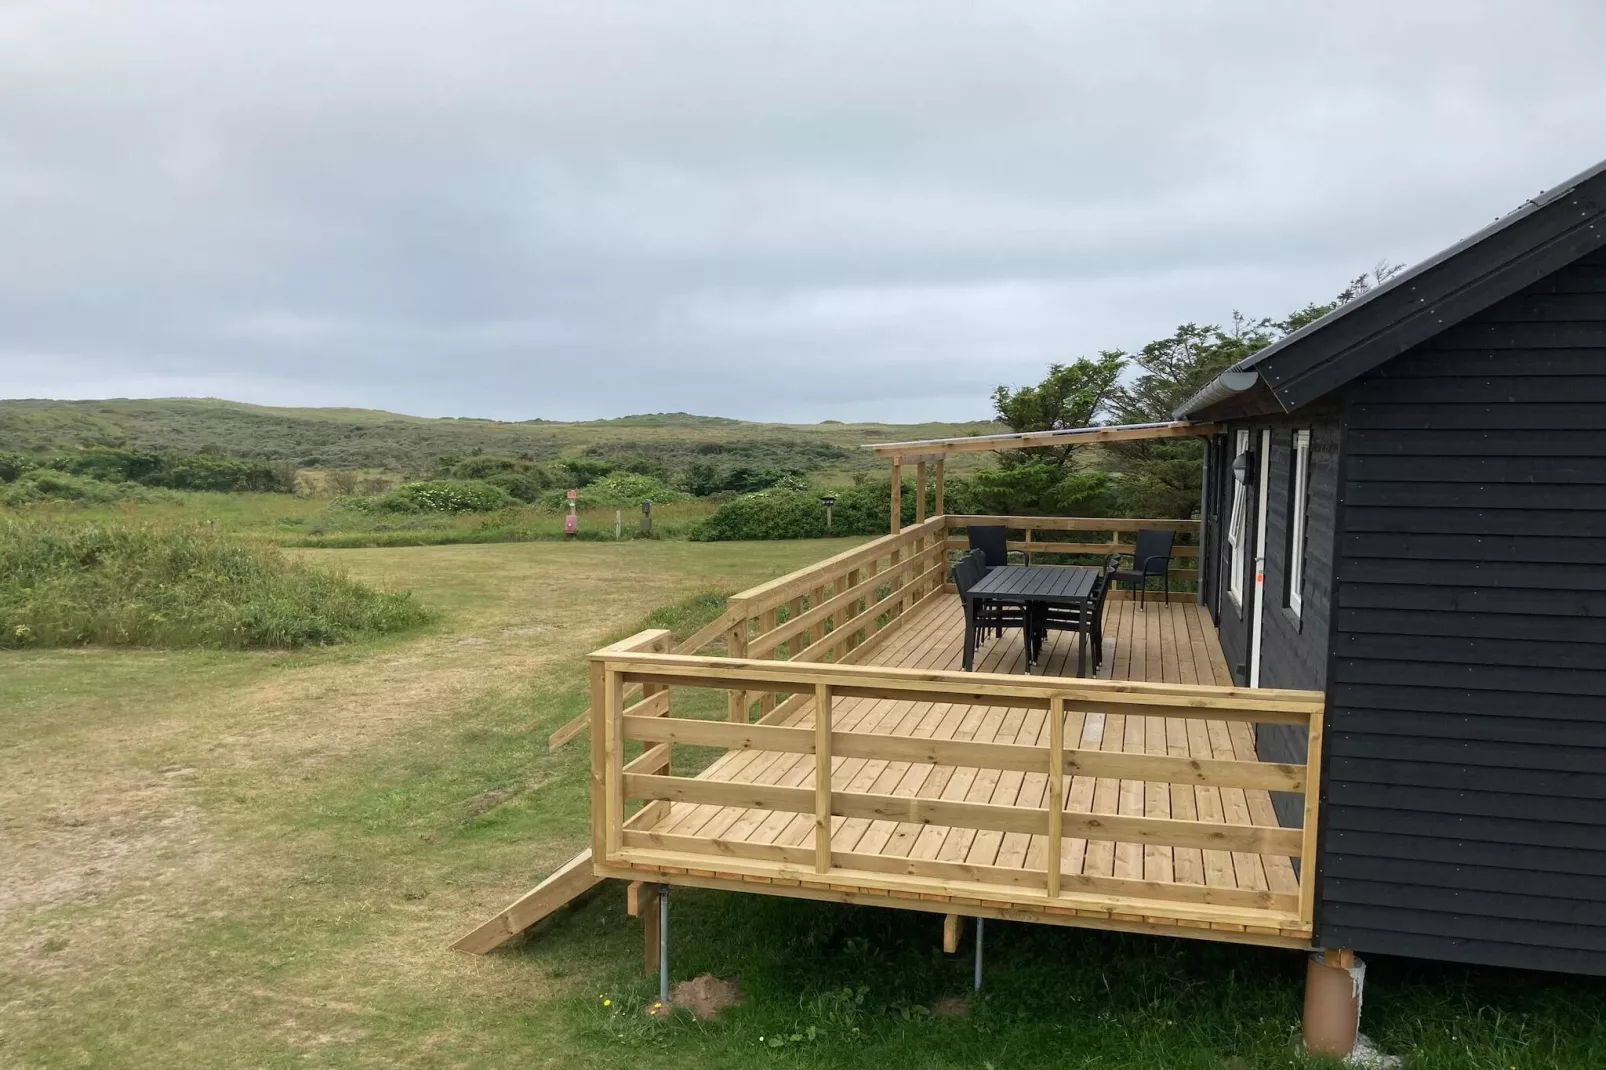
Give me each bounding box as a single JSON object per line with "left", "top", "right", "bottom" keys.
{"left": 967, "top": 564, "right": 1100, "bottom": 604}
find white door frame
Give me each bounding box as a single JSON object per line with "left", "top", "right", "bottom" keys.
{"left": 1248, "top": 429, "right": 1272, "bottom": 688}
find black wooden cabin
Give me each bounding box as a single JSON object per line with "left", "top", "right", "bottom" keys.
{"left": 1176, "top": 155, "right": 1606, "bottom": 976}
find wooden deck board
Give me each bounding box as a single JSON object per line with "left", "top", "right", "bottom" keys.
{"left": 625, "top": 595, "right": 1306, "bottom": 934}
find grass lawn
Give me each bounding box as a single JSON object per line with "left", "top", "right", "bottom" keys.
{"left": 2, "top": 538, "right": 1603, "bottom": 1069}
{"left": 14, "top": 492, "right": 721, "bottom": 547}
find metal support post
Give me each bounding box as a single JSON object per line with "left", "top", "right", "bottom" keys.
{"left": 973, "top": 917, "right": 984, "bottom": 991}
{"left": 658, "top": 885, "right": 670, "bottom": 1006}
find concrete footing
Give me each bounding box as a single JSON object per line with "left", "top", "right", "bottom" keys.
{"left": 1302, "top": 948, "right": 1363, "bottom": 1058}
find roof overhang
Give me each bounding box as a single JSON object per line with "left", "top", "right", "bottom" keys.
{"left": 864, "top": 420, "right": 1222, "bottom": 459}
{"left": 1175, "top": 154, "right": 1606, "bottom": 423}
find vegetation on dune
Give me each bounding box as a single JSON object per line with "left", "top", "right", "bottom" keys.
{"left": 691, "top": 478, "right": 934, "bottom": 541}
{"left": 0, "top": 519, "right": 432, "bottom": 649}
{"left": 0, "top": 397, "right": 997, "bottom": 477}
{"left": 338, "top": 478, "right": 520, "bottom": 514}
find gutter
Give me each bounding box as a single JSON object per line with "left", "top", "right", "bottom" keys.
{"left": 1173, "top": 370, "right": 1260, "bottom": 421}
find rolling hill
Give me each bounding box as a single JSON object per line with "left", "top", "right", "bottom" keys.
{"left": 0, "top": 397, "right": 1001, "bottom": 477}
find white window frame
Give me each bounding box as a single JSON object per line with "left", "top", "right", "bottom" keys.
{"left": 1227, "top": 429, "right": 1249, "bottom": 608}
{"left": 1287, "top": 430, "right": 1312, "bottom": 618}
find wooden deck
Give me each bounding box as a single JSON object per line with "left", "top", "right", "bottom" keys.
{"left": 612, "top": 596, "right": 1306, "bottom": 944}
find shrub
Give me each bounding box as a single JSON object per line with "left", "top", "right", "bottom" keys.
{"left": 689, "top": 478, "right": 937, "bottom": 541}
{"left": 364, "top": 479, "right": 517, "bottom": 514}
{"left": 0, "top": 470, "right": 139, "bottom": 506}
{"left": 690, "top": 489, "right": 829, "bottom": 541}
{"left": 0, "top": 452, "right": 35, "bottom": 483}
{"left": 539, "top": 471, "right": 688, "bottom": 509}
{"left": 44, "top": 446, "right": 290, "bottom": 492}
{"left": 0, "top": 519, "right": 432, "bottom": 648}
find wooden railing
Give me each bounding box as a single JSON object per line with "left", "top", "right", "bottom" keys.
{"left": 719, "top": 514, "right": 950, "bottom": 722}
{"left": 943, "top": 515, "right": 1202, "bottom": 596}
{"left": 588, "top": 645, "right": 1326, "bottom": 930}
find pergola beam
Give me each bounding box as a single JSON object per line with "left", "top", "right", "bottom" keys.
{"left": 866, "top": 421, "right": 1221, "bottom": 459}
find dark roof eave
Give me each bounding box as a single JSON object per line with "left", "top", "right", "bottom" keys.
{"left": 1175, "top": 153, "right": 1606, "bottom": 421}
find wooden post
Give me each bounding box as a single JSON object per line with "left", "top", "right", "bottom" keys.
{"left": 643, "top": 634, "right": 671, "bottom": 774}
{"left": 629, "top": 882, "right": 663, "bottom": 975}
{"left": 1046, "top": 695, "right": 1064, "bottom": 897}
{"left": 588, "top": 661, "right": 607, "bottom": 854}
{"left": 759, "top": 606, "right": 778, "bottom": 716}
{"left": 814, "top": 683, "right": 832, "bottom": 873}
{"left": 915, "top": 460, "right": 927, "bottom": 524}
{"left": 889, "top": 457, "right": 902, "bottom": 534}
{"left": 1299, "top": 709, "right": 1325, "bottom": 924}
{"left": 603, "top": 669, "right": 624, "bottom": 858}
{"left": 726, "top": 617, "right": 749, "bottom": 722}
{"left": 942, "top": 913, "right": 964, "bottom": 954}
{"left": 934, "top": 458, "right": 945, "bottom": 515}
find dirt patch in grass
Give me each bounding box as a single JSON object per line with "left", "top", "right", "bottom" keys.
{"left": 667, "top": 974, "right": 741, "bottom": 1020}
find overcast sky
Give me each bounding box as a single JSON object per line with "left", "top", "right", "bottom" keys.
{"left": 2, "top": 3, "right": 1603, "bottom": 423}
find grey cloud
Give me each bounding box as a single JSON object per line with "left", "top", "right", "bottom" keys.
{"left": 3, "top": 1, "right": 1605, "bottom": 421}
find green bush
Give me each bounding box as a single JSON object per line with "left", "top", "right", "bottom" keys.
{"left": 0, "top": 469, "right": 142, "bottom": 506}
{"left": 690, "top": 477, "right": 939, "bottom": 541}
{"left": 0, "top": 519, "right": 432, "bottom": 649}
{"left": 0, "top": 452, "right": 35, "bottom": 483}
{"left": 690, "top": 489, "right": 829, "bottom": 541}
{"left": 539, "top": 471, "right": 688, "bottom": 509}
{"left": 44, "top": 446, "right": 290, "bottom": 492}
{"left": 357, "top": 479, "right": 517, "bottom": 514}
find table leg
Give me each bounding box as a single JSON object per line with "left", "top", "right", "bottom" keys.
{"left": 1077, "top": 603, "right": 1089, "bottom": 678}
{"left": 963, "top": 598, "right": 975, "bottom": 671}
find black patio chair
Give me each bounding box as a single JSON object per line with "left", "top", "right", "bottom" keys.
{"left": 952, "top": 553, "right": 1028, "bottom": 670}
{"left": 971, "top": 548, "right": 1030, "bottom": 641}
{"left": 1027, "top": 553, "right": 1120, "bottom": 674}
{"left": 1110, "top": 529, "right": 1175, "bottom": 609}
{"left": 966, "top": 525, "right": 1009, "bottom": 569}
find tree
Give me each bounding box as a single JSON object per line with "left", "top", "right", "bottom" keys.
{"left": 976, "top": 353, "right": 1127, "bottom": 516}
{"left": 1101, "top": 262, "right": 1408, "bottom": 518}
{"left": 990, "top": 352, "right": 1126, "bottom": 470}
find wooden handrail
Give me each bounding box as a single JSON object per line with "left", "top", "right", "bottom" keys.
{"left": 593, "top": 640, "right": 1325, "bottom": 925}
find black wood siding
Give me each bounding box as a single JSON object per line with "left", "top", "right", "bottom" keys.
{"left": 1319, "top": 247, "right": 1606, "bottom": 974}
{"left": 1207, "top": 404, "right": 1341, "bottom": 827}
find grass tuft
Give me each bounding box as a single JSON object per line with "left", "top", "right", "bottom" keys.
{"left": 0, "top": 517, "right": 433, "bottom": 649}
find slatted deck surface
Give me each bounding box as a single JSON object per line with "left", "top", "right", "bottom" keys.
{"left": 637, "top": 597, "right": 1299, "bottom": 907}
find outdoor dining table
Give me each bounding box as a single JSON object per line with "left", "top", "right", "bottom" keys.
{"left": 963, "top": 564, "right": 1102, "bottom": 678}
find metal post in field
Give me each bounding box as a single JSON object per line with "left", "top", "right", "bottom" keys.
{"left": 641, "top": 499, "right": 652, "bottom": 536}
{"left": 615, "top": 509, "right": 622, "bottom": 539}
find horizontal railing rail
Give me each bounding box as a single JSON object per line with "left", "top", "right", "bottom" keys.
{"left": 719, "top": 515, "right": 950, "bottom": 723}
{"left": 589, "top": 640, "right": 1326, "bottom": 929}
{"left": 942, "top": 514, "right": 1203, "bottom": 594}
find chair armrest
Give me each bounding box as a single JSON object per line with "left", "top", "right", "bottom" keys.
{"left": 1139, "top": 554, "right": 1172, "bottom": 573}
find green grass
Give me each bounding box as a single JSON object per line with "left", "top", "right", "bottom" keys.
{"left": 0, "top": 517, "right": 432, "bottom": 648}
{"left": 1, "top": 537, "right": 1603, "bottom": 1068}
{"left": 6, "top": 491, "right": 723, "bottom": 548}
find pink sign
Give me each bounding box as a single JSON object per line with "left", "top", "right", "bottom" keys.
{"left": 564, "top": 514, "right": 577, "bottom": 534}
{"left": 566, "top": 489, "right": 577, "bottom": 500}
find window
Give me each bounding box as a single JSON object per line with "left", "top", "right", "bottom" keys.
{"left": 1227, "top": 429, "right": 1249, "bottom": 607}
{"left": 1286, "top": 429, "right": 1312, "bottom": 618}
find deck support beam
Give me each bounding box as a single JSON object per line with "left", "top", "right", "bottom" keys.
{"left": 942, "top": 913, "right": 963, "bottom": 954}
{"left": 1302, "top": 949, "right": 1362, "bottom": 1059}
